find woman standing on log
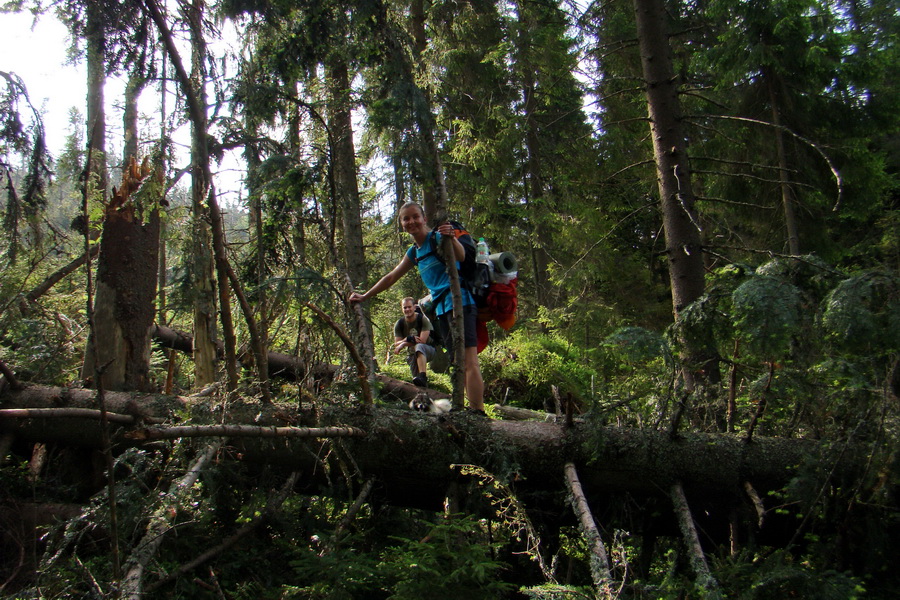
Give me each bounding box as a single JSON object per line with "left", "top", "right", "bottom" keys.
{"left": 348, "top": 201, "right": 485, "bottom": 415}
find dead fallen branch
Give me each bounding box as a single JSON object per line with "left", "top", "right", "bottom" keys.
{"left": 492, "top": 404, "right": 583, "bottom": 423}
{"left": 744, "top": 480, "right": 766, "bottom": 528}
{"left": 145, "top": 471, "right": 301, "bottom": 593}
{"left": 150, "top": 324, "right": 432, "bottom": 403}
{"left": 0, "top": 408, "right": 163, "bottom": 425}
{"left": 564, "top": 462, "right": 613, "bottom": 596}
{"left": 0, "top": 360, "right": 23, "bottom": 391}
{"left": 21, "top": 244, "right": 100, "bottom": 308}
{"left": 121, "top": 441, "right": 223, "bottom": 600}
{"left": 671, "top": 482, "right": 722, "bottom": 600}
{"left": 124, "top": 424, "right": 367, "bottom": 441}
{"left": 327, "top": 476, "right": 377, "bottom": 552}
{"left": 305, "top": 301, "right": 372, "bottom": 404}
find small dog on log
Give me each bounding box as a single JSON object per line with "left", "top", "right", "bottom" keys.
{"left": 409, "top": 392, "right": 451, "bottom": 414}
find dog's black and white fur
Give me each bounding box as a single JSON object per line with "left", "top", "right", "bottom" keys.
{"left": 409, "top": 392, "right": 452, "bottom": 414}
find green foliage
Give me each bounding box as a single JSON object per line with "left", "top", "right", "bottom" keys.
{"left": 819, "top": 270, "right": 900, "bottom": 356}
{"left": 602, "top": 326, "right": 672, "bottom": 366}
{"left": 0, "top": 316, "right": 80, "bottom": 384}
{"left": 593, "top": 327, "right": 676, "bottom": 426}
{"left": 281, "top": 513, "right": 514, "bottom": 600}
{"left": 731, "top": 275, "right": 803, "bottom": 361}
{"left": 714, "top": 549, "right": 864, "bottom": 600}
{"left": 669, "top": 286, "right": 738, "bottom": 369}
{"left": 0, "top": 261, "right": 86, "bottom": 384}
{"left": 479, "top": 330, "right": 600, "bottom": 410}
{"left": 376, "top": 515, "right": 515, "bottom": 600}
{"left": 287, "top": 541, "right": 384, "bottom": 599}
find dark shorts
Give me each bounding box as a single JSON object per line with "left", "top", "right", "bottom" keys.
{"left": 438, "top": 304, "right": 478, "bottom": 350}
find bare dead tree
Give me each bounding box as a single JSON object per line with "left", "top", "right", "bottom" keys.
{"left": 670, "top": 482, "right": 722, "bottom": 599}
{"left": 564, "top": 462, "right": 613, "bottom": 597}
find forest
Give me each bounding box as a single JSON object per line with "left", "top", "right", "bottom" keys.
{"left": 0, "top": 0, "right": 898, "bottom": 597}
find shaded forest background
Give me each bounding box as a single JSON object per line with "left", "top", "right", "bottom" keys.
{"left": 1, "top": 0, "right": 899, "bottom": 597}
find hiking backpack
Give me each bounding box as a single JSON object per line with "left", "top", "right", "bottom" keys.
{"left": 411, "top": 221, "right": 491, "bottom": 308}
{"left": 411, "top": 221, "right": 517, "bottom": 336}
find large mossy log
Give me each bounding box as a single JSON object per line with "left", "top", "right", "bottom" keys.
{"left": 0, "top": 384, "right": 843, "bottom": 513}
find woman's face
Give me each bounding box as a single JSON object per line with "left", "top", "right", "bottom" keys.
{"left": 399, "top": 205, "right": 426, "bottom": 237}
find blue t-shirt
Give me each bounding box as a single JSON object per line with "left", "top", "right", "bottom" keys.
{"left": 406, "top": 232, "right": 474, "bottom": 316}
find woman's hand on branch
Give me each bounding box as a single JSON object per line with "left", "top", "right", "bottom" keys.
{"left": 436, "top": 223, "right": 454, "bottom": 237}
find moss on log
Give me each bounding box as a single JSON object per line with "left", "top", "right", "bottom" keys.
{"left": 1, "top": 384, "right": 846, "bottom": 513}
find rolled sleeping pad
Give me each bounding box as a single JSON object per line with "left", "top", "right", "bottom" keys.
{"left": 488, "top": 252, "right": 517, "bottom": 274}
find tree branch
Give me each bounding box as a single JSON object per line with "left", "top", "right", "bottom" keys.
{"left": 0, "top": 407, "right": 160, "bottom": 425}
{"left": 564, "top": 462, "right": 613, "bottom": 596}
{"left": 305, "top": 301, "right": 373, "bottom": 405}
{"left": 145, "top": 471, "right": 301, "bottom": 593}
{"left": 124, "top": 424, "right": 367, "bottom": 441}
{"left": 0, "top": 360, "right": 23, "bottom": 391}
{"left": 121, "top": 441, "right": 223, "bottom": 599}
{"left": 743, "top": 481, "right": 766, "bottom": 528}
{"left": 20, "top": 245, "right": 100, "bottom": 308}
{"left": 702, "top": 114, "right": 844, "bottom": 209}
{"left": 326, "top": 476, "right": 377, "bottom": 551}
{"left": 671, "top": 482, "right": 722, "bottom": 599}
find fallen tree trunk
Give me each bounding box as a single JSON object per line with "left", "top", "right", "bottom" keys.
{"left": 0, "top": 384, "right": 849, "bottom": 515}
{"left": 150, "top": 324, "right": 436, "bottom": 402}
{"left": 671, "top": 481, "right": 723, "bottom": 599}
{"left": 564, "top": 462, "right": 613, "bottom": 596}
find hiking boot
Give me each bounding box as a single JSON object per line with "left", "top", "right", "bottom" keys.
{"left": 412, "top": 373, "right": 428, "bottom": 388}
{"left": 465, "top": 408, "right": 488, "bottom": 417}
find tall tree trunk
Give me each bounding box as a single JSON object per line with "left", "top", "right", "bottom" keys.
{"left": 184, "top": 0, "right": 219, "bottom": 388}
{"left": 80, "top": 1, "right": 109, "bottom": 384}
{"left": 520, "top": 46, "right": 553, "bottom": 314}
{"left": 157, "top": 47, "right": 169, "bottom": 325}
{"left": 185, "top": 0, "right": 242, "bottom": 392}
{"left": 245, "top": 124, "right": 271, "bottom": 399}
{"left": 326, "top": 56, "right": 376, "bottom": 374}
{"left": 410, "top": 0, "right": 437, "bottom": 219}
{"left": 766, "top": 73, "right": 801, "bottom": 255}
{"left": 84, "top": 1, "right": 108, "bottom": 201}
{"left": 392, "top": 153, "right": 405, "bottom": 212}
{"left": 632, "top": 0, "right": 715, "bottom": 389}
{"left": 145, "top": 0, "right": 265, "bottom": 397}
{"left": 287, "top": 80, "right": 307, "bottom": 264}
{"left": 123, "top": 72, "right": 147, "bottom": 163}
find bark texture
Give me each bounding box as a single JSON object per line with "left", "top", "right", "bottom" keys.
{"left": 81, "top": 160, "right": 162, "bottom": 392}
{"left": 326, "top": 56, "right": 376, "bottom": 373}
{"left": 632, "top": 0, "right": 705, "bottom": 318}
{"left": 1, "top": 384, "right": 847, "bottom": 514}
